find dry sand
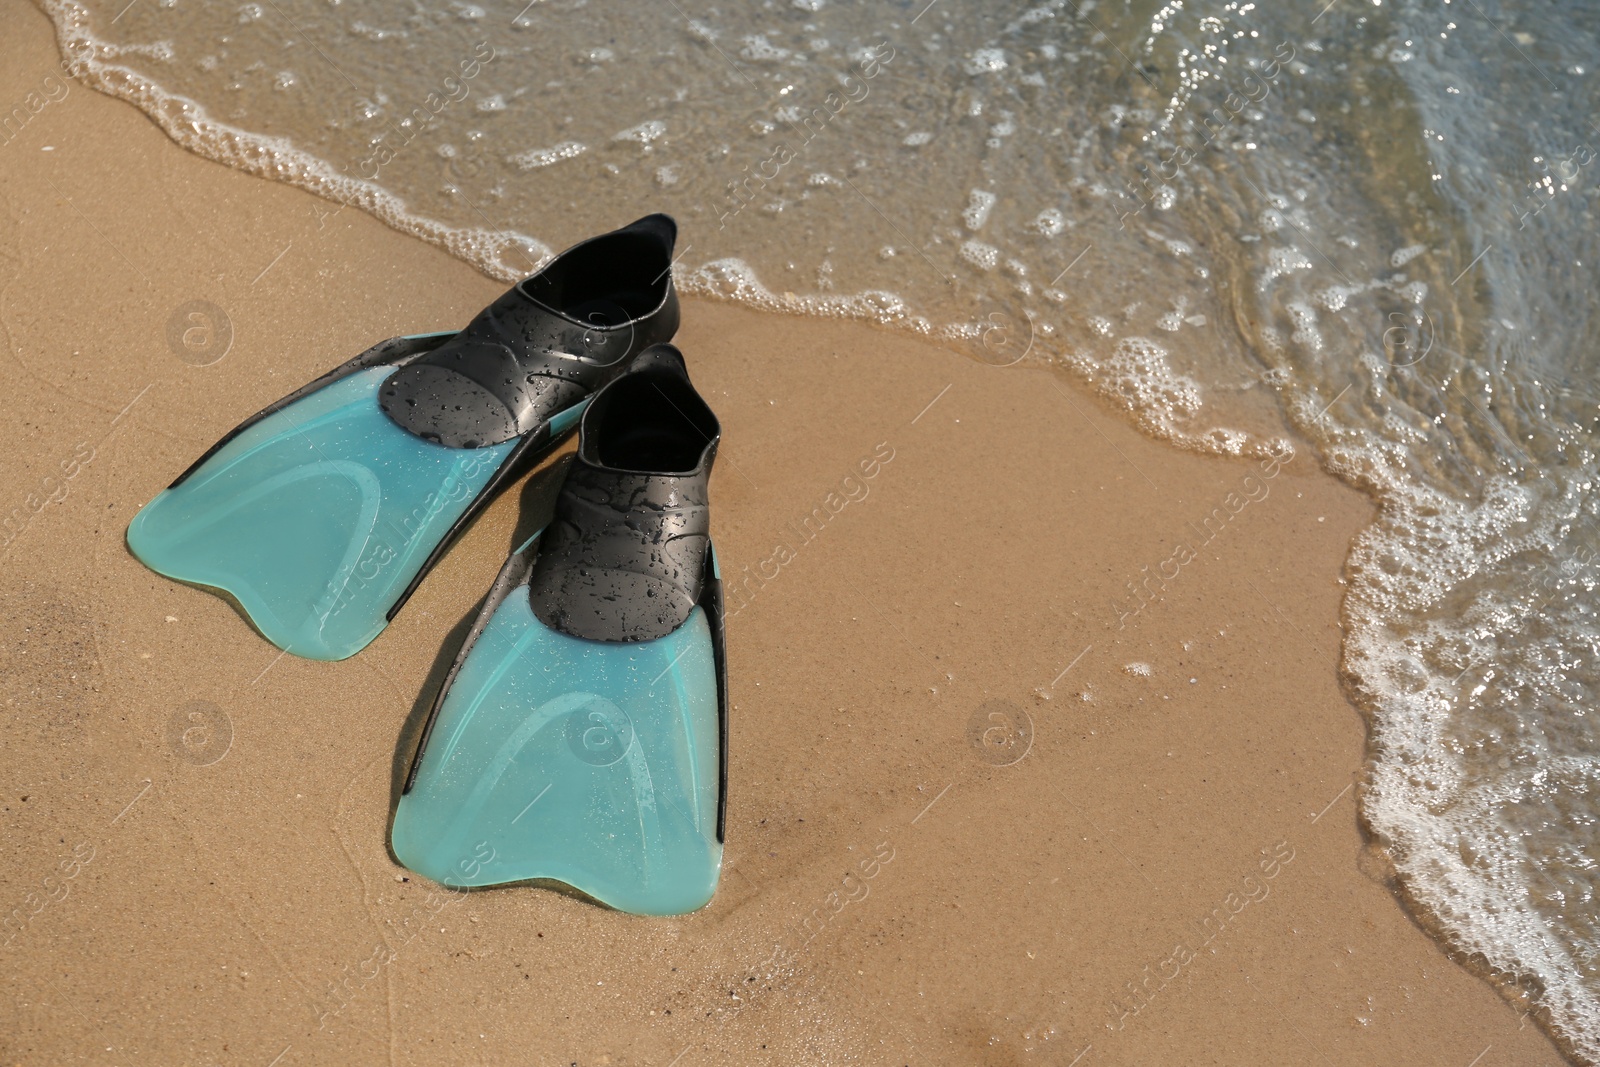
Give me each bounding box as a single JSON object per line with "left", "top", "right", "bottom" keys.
{"left": 0, "top": 1, "right": 1569, "bottom": 1063}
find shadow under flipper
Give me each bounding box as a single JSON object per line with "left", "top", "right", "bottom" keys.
{"left": 374, "top": 870, "right": 624, "bottom": 915}
{"left": 385, "top": 455, "right": 574, "bottom": 826}
{"left": 412, "top": 875, "right": 623, "bottom": 913}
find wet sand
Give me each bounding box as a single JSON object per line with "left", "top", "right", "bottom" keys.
{"left": 0, "top": 2, "right": 1568, "bottom": 1063}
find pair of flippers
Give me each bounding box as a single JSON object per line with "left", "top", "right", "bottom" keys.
{"left": 127, "top": 215, "right": 727, "bottom": 915}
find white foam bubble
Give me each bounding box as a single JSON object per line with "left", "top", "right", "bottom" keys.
{"left": 612, "top": 120, "right": 666, "bottom": 148}
{"left": 1030, "top": 208, "right": 1066, "bottom": 236}
{"left": 963, "top": 189, "right": 997, "bottom": 230}
{"left": 965, "top": 48, "right": 1008, "bottom": 75}
{"left": 740, "top": 34, "right": 791, "bottom": 61}
{"left": 507, "top": 141, "right": 586, "bottom": 171}
{"left": 1061, "top": 335, "right": 1277, "bottom": 457}
{"left": 1390, "top": 243, "right": 1428, "bottom": 267}
{"left": 959, "top": 240, "right": 1001, "bottom": 271}
{"left": 1261, "top": 246, "right": 1315, "bottom": 288}
{"left": 1286, "top": 300, "right": 1323, "bottom": 350}
{"left": 678, "top": 258, "right": 923, "bottom": 332}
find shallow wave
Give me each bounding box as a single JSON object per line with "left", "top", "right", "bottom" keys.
{"left": 41, "top": 0, "right": 554, "bottom": 281}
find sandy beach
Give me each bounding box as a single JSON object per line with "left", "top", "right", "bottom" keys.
{"left": 0, "top": 1, "right": 1570, "bottom": 1063}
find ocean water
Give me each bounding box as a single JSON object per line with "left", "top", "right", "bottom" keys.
{"left": 42, "top": 0, "right": 1600, "bottom": 1057}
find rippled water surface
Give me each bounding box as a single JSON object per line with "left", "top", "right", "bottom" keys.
{"left": 42, "top": 0, "right": 1600, "bottom": 1057}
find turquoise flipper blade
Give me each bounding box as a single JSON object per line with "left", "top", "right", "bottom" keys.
{"left": 392, "top": 597, "right": 722, "bottom": 916}
{"left": 125, "top": 367, "right": 515, "bottom": 661}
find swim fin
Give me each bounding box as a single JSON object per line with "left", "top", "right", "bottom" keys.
{"left": 391, "top": 343, "right": 726, "bottom": 916}
{"left": 125, "top": 214, "right": 682, "bottom": 661}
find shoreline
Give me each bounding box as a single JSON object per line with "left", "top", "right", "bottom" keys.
{"left": 0, "top": 2, "right": 1572, "bottom": 1064}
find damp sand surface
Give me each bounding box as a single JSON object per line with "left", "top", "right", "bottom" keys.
{"left": 0, "top": 4, "right": 1571, "bottom": 1064}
